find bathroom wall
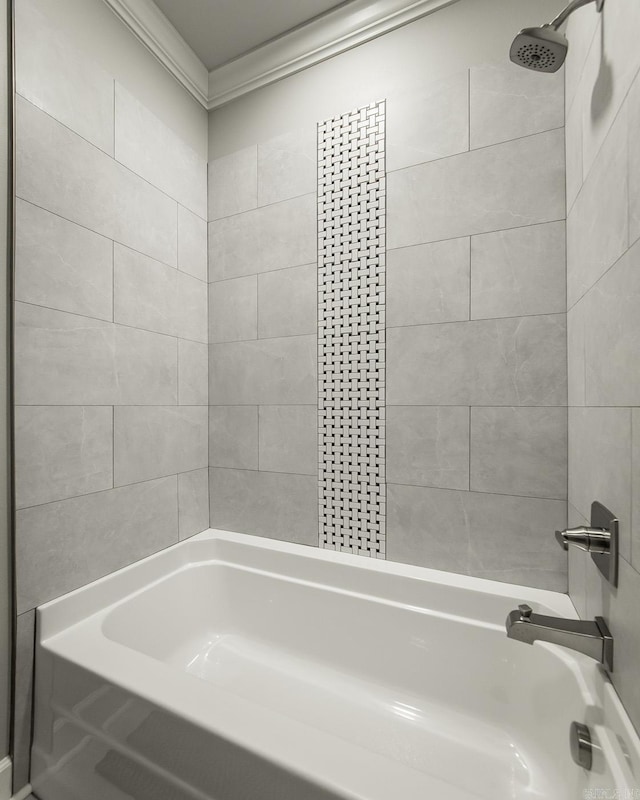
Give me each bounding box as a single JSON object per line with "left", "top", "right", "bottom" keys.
{"left": 12, "top": 0, "right": 209, "bottom": 787}
{"left": 207, "top": 129, "right": 318, "bottom": 543}
{"left": 0, "top": 0, "right": 10, "bottom": 775}
{"left": 384, "top": 66, "right": 566, "bottom": 589}
{"left": 208, "top": 0, "right": 568, "bottom": 590}
{"left": 564, "top": 1, "right": 640, "bottom": 734}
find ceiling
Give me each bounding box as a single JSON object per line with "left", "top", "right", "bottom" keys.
{"left": 151, "top": 0, "right": 353, "bottom": 70}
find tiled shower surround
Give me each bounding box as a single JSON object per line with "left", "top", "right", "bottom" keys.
{"left": 12, "top": 0, "right": 209, "bottom": 784}
{"left": 564, "top": 0, "right": 640, "bottom": 734}
{"left": 209, "top": 63, "right": 568, "bottom": 589}
{"left": 13, "top": 2, "right": 573, "bottom": 785}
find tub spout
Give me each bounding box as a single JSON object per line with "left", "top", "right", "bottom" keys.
{"left": 505, "top": 604, "right": 614, "bottom": 672}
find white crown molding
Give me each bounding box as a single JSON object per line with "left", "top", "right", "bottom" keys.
{"left": 101, "top": 0, "right": 209, "bottom": 107}
{"left": 206, "top": 0, "right": 461, "bottom": 110}
{"left": 103, "top": 0, "right": 460, "bottom": 111}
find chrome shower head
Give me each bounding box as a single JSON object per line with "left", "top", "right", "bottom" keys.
{"left": 509, "top": 25, "right": 568, "bottom": 73}
{"left": 509, "top": 0, "right": 604, "bottom": 73}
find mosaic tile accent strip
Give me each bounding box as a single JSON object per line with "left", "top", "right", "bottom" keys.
{"left": 317, "top": 100, "right": 386, "bottom": 557}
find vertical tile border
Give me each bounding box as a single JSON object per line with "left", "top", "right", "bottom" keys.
{"left": 317, "top": 101, "right": 386, "bottom": 557}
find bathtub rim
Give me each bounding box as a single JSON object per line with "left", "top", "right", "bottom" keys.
{"left": 37, "top": 527, "right": 578, "bottom": 641}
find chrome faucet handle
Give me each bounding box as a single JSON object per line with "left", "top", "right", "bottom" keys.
{"left": 556, "top": 526, "right": 611, "bottom": 554}
{"left": 555, "top": 503, "right": 619, "bottom": 588}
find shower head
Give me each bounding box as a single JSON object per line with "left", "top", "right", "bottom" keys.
{"left": 509, "top": 26, "right": 568, "bottom": 73}
{"left": 509, "top": 0, "right": 604, "bottom": 73}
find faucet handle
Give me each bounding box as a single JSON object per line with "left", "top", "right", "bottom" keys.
{"left": 556, "top": 526, "right": 611, "bottom": 554}
{"left": 518, "top": 604, "right": 533, "bottom": 620}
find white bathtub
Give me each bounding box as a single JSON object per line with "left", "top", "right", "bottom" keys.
{"left": 32, "top": 530, "right": 640, "bottom": 800}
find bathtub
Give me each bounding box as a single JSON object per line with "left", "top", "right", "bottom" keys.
{"left": 31, "top": 529, "right": 640, "bottom": 800}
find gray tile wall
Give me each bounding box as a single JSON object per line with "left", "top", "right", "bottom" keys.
{"left": 385, "top": 63, "right": 568, "bottom": 591}
{"left": 207, "top": 61, "right": 568, "bottom": 592}
{"left": 207, "top": 127, "right": 318, "bottom": 544}
{"left": 565, "top": 1, "right": 640, "bottom": 735}
{"left": 12, "top": 0, "right": 209, "bottom": 786}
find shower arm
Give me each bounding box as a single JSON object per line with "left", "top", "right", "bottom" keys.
{"left": 548, "top": 0, "right": 604, "bottom": 31}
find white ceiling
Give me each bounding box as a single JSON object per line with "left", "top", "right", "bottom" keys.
{"left": 151, "top": 0, "right": 353, "bottom": 70}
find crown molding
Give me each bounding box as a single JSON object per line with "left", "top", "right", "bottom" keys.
{"left": 103, "top": 0, "right": 460, "bottom": 111}
{"left": 206, "top": 0, "right": 460, "bottom": 109}
{"left": 101, "top": 0, "right": 209, "bottom": 106}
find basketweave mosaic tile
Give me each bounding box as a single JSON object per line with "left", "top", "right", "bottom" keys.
{"left": 317, "top": 100, "right": 386, "bottom": 558}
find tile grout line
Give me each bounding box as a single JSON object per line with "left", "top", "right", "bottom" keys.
{"left": 18, "top": 93, "right": 207, "bottom": 221}
{"left": 386, "top": 218, "right": 566, "bottom": 257}
{"left": 16, "top": 299, "right": 208, "bottom": 348}
{"left": 386, "top": 124, "right": 565, "bottom": 177}
{"left": 15, "top": 195, "right": 206, "bottom": 279}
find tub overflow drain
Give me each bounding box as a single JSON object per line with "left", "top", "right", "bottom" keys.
{"left": 570, "top": 721, "right": 593, "bottom": 770}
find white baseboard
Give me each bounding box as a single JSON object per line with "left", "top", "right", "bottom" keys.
{"left": 0, "top": 757, "right": 11, "bottom": 800}
{"left": 10, "top": 783, "right": 31, "bottom": 800}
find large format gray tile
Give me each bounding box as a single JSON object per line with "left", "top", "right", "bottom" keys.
{"left": 258, "top": 128, "right": 316, "bottom": 206}
{"left": 209, "top": 275, "right": 257, "bottom": 343}
{"left": 15, "top": 303, "right": 177, "bottom": 406}
{"left": 470, "top": 222, "right": 566, "bottom": 320}
{"left": 15, "top": 198, "right": 113, "bottom": 322}
{"left": 567, "top": 298, "right": 587, "bottom": 407}
{"left": 16, "top": 476, "right": 178, "bottom": 613}
{"left": 208, "top": 145, "right": 257, "bottom": 222}
{"left": 470, "top": 407, "right": 567, "bottom": 500}
{"left": 209, "top": 406, "right": 258, "bottom": 470}
{"left": 15, "top": 405, "right": 113, "bottom": 509}
{"left": 12, "top": 610, "right": 35, "bottom": 790}
{"left": 387, "top": 71, "right": 469, "bottom": 171}
{"left": 565, "top": 99, "right": 583, "bottom": 213}
{"left": 17, "top": 96, "right": 177, "bottom": 268}
{"left": 114, "top": 406, "right": 208, "bottom": 486}
{"left": 115, "top": 83, "right": 206, "bottom": 218}
{"left": 582, "top": 549, "right": 640, "bottom": 733}
{"left": 178, "top": 468, "right": 209, "bottom": 540}
{"left": 387, "top": 314, "right": 566, "bottom": 406}
{"left": 567, "top": 107, "right": 628, "bottom": 307}
{"left": 387, "top": 406, "right": 469, "bottom": 490}
{"left": 208, "top": 194, "right": 316, "bottom": 282}
{"left": 114, "top": 244, "right": 207, "bottom": 343}
{"left": 631, "top": 408, "right": 640, "bottom": 572}
{"left": 567, "top": 513, "right": 589, "bottom": 620}
{"left": 387, "top": 239, "right": 469, "bottom": 328}
{"left": 114, "top": 244, "right": 176, "bottom": 338}
{"left": 633, "top": 409, "right": 640, "bottom": 573}
{"left": 178, "top": 205, "right": 208, "bottom": 282}
{"left": 469, "top": 62, "right": 564, "bottom": 150}
{"left": 564, "top": 3, "right": 600, "bottom": 112}
{"left": 209, "top": 468, "right": 317, "bottom": 545}
{"left": 209, "top": 336, "right": 317, "bottom": 405}
{"left": 629, "top": 71, "right": 640, "bottom": 246}
{"left": 258, "top": 265, "right": 317, "bottom": 338}
{"left": 259, "top": 406, "right": 317, "bottom": 475}
{"left": 568, "top": 406, "right": 632, "bottom": 562}
{"left": 178, "top": 340, "right": 208, "bottom": 406}
{"left": 16, "top": 0, "right": 114, "bottom": 154}
{"left": 577, "top": 0, "right": 640, "bottom": 179}
{"left": 387, "top": 484, "right": 567, "bottom": 591}
{"left": 584, "top": 239, "right": 640, "bottom": 406}
{"left": 608, "top": 557, "right": 640, "bottom": 735}
{"left": 387, "top": 129, "right": 565, "bottom": 250}
{"left": 176, "top": 271, "right": 208, "bottom": 343}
